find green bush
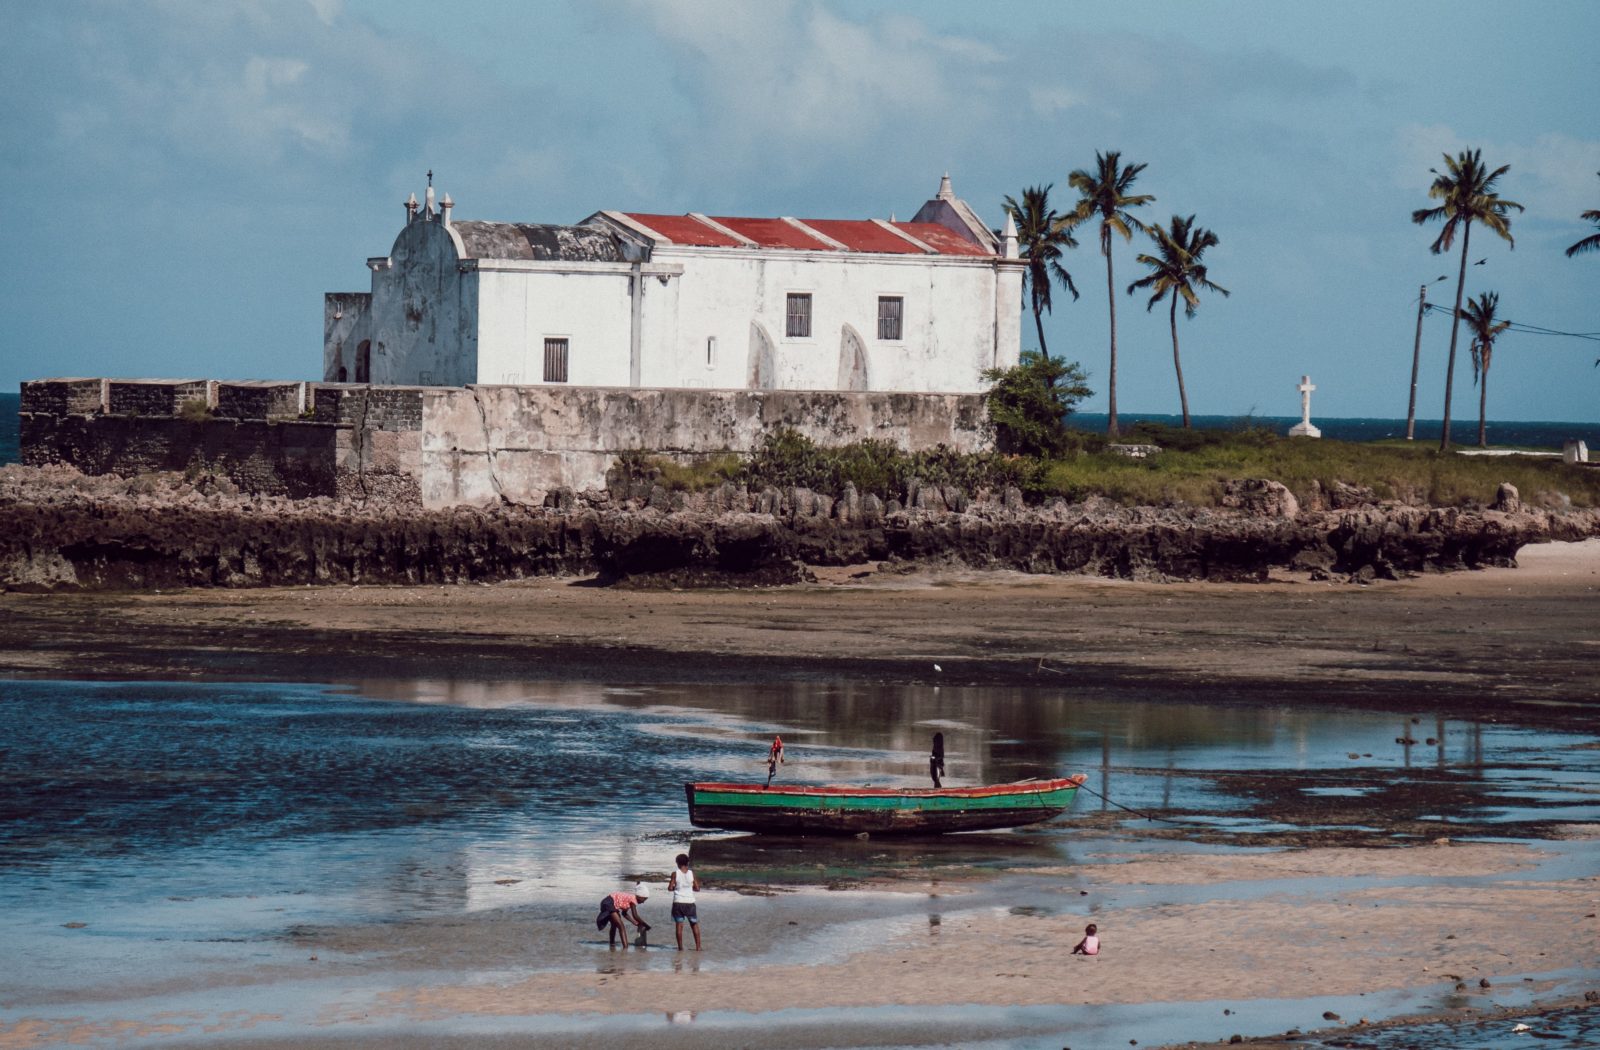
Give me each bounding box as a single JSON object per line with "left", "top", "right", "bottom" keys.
{"left": 178, "top": 397, "right": 211, "bottom": 423}
{"left": 981, "top": 351, "right": 1092, "bottom": 457}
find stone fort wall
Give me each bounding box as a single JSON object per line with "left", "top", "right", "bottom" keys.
{"left": 19, "top": 379, "right": 988, "bottom": 508}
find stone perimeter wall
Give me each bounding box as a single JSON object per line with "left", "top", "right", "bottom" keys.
{"left": 19, "top": 378, "right": 988, "bottom": 508}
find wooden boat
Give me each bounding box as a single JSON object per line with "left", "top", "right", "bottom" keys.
{"left": 684, "top": 775, "right": 1086, "bottom": 836}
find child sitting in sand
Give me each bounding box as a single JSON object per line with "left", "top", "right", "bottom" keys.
{"left": 1072, "top": 923, "right": 1100, "bottom": 956}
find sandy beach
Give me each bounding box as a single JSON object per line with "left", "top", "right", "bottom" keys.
{"left": 2, "top": 541, "right": 1597, "bottom": 1049}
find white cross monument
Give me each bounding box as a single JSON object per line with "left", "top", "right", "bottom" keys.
{"left": 1288, "top": 375, "right": 1321, "bottom": 438}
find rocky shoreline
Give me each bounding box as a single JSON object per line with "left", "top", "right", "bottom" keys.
{"left": 4, "top": 463, "right": 1597, "bottom": 591}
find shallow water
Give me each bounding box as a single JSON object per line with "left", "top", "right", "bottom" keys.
{"left": 2, "top": 678, "right": 1597, "bottom": 1044}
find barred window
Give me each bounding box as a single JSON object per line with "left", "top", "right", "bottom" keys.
{"left": 877, "top": 296, "right": 904, "bottom": 340}
{"left": 786, "top": 293, "right": 812, "bottom": 338}
{"left": 543, "top": 338, "right": 569, "bottom": 383}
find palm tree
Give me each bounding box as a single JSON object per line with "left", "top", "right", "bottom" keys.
{"left": 1002, "top": 185, "right": 1080, "bottom": 361}
{"left": 1126, "top": 215, "right": 1229, "bottom": 428}
{"left": 1461, "top": 292, "right": 1510, "bottom": 449}
{"left": 1069, "top": 151, "right": 1154, "bottom": 436}
{"left": 1565, "top": 172, "right": 1600, "bottom": 258}
{"left": 1411, "top": 149, "right": 1523, "bottom": 450}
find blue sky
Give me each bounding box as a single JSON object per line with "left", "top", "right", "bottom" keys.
{"left": 3, "top": 0, "right": 1596, "bottom": 422}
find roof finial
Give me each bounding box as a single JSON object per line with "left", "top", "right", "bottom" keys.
{"left": 405, "top": 191, "right": 419, "bottom": 224}
{"left": 441, "top": 192, "right": 453, "bottom": 228}
{"left": 424, "top": 174, "right": 436, "bottom": 218}
{"left": 1001, "top": 212, "right": 1019, "bottom": 259}
{"left": 937, "top": 172, "right": 954, "bottom": 200}
{"left": 427, "top": 169, "right": 433, "bottom": 188}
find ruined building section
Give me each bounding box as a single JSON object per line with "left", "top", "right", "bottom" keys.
{"left": 326, "top": 175, "right": 1024, "bottom": 395}
{"left": 323, "top": 292, "right": 371, "bottom": 384}
{"left": 20, "top": 378, "right": 987, "bottom": 509}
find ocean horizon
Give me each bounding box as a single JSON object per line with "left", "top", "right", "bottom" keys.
{"left": 0, "top": 391, "right": 1591, "bottom": 466}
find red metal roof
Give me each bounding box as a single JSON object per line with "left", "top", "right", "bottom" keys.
{"left": 799, "top": 219, "right": 925, "bottom": 254}
{"left": 621, "top": 213, "right": 742, "bottom": 247}
{"left": 710, "top": 216, "right": 831, "bottom": 250}
{"left": 893, "top": 222, "right": 991, "bottom": 256}
{"left": 616, "top": 212, "right": 995, "bottom": 257}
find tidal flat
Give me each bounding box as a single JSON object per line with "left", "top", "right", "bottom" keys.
{"left": 1, "top": 542, "right": 1597, "bottom": 1049}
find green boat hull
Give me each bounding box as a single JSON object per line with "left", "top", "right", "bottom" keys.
{"left": 684, "top": 777, "right": 1084, "bottom": 836}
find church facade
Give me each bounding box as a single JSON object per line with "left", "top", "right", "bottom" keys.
{"left": 324, "top": 176, "right": 1024, "bottom": 394}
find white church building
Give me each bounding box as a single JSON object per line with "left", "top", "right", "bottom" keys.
{"left": 323, "top": 175, "right": 1024, "bottom": 394}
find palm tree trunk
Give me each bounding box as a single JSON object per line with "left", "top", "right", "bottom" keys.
{"left": 1477, "top": 357, "right": 1489, "bottom": 448}
{"left": 1170, "top": 295, "right": 1189, "bottom": 428}
{"left": 1033, "top": 302, "right": 1050, "bottom": 360}
{"left": 1439, "top": 222, "right": 1471, "bottom": 451}
{"left": 1104, "top": 227, "right": 1119, "bottom": 437}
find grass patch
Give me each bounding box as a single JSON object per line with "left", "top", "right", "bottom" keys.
{"left": 614, "top": 428, "right": 1600, "bottom": 510}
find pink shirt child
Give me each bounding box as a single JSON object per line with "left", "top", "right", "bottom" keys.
{"left": 1080, "top": 933, "right": 1099, "bottom": 955}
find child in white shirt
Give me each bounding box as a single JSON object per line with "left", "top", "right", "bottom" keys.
{"left": 667, "top": 852, "right": 702, "bottom": 951}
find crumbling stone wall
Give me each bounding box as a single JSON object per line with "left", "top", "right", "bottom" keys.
{"left": 19, "top": 378, "right": 988, "bottom": 509}
{"left": 23, "top": 380, "right": 354, "bottom": 501}
{"left": 107, "top": 380, "right": 215, "bottom": 416}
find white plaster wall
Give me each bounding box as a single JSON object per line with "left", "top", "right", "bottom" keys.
{"left": 368, "top": 220, "right": 478, "bottom": 386}
{"left": 637, "top": 270, "right": 684, "bottom": 387}
{"left": 475, "top": 269, "right": 635, "bottom": 386}
{"left": 645, "top": 249, "right": 1018, "bottom": 393}
{"left": 994, "top": 267, "right": 1023, "bottom": 371}
{"left": 346, "top": 219, "right": 1020, "bottom": 392}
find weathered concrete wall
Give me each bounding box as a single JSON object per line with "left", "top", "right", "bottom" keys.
{"left": 20, "top": 379, "right": 987, "bottom": 510}
{"left": 368, "top": 220, "right": 477, "bottom": 386}
{"left": 324, "top": 292, "right": 372, "bottom": 382}
{"left": 419, "top": 385, "right": 988, "bottom": 507}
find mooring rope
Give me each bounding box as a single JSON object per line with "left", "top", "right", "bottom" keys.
{"left": 1073, "top": 779, "right": 1200, "bottom": 825}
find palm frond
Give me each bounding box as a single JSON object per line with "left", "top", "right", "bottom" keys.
{"left": 1566, "top": 230, "right": 1600, "bottom": 258}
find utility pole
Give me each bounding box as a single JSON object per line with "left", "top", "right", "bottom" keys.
{"left": 1405, "top": 283, "right": 1427, "bottom": 441}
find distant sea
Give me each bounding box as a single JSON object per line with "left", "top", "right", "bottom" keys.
{"left": 0, "top": 391, "right": 1591, "bottom": 466}
{"left": 1, "top": 393, "right": 16, "bottom": 465}
{"left": 1069, "top": 411, "right": 1597, "bottom": 450}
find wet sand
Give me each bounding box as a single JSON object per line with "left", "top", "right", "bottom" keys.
{"left": 4, "top": 835, "right": 1594, "bottom": 1049}
{"left": 2, "top": 541, "right": 1597, "bottom": 1048}
{"left": 2, "top": 539, "right": 1598, "bottom": 725}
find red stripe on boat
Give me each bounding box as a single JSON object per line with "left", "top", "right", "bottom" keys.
{"left": 691, "top": 776, "right": 1085, "bottom": 798}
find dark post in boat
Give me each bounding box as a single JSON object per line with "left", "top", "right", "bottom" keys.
{"left": 684, "top": 776, "right": 1086, "bottom": 836}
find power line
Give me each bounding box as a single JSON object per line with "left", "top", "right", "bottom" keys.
{"left": 1420, "top": 302, "right": 1600, "bottom": 343}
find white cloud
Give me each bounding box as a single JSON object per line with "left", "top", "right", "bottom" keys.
{"left": 612, "top": 0, "right": 1006, "bottom": 187}
{"left": 1029, "top": 85, "right": 1083, "bottom": 117}
{"left": 243, "top": 55, "right": 309, "bottom": 93}
{"left": 304, "top": 0, "right": 340, "bottom": 25}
